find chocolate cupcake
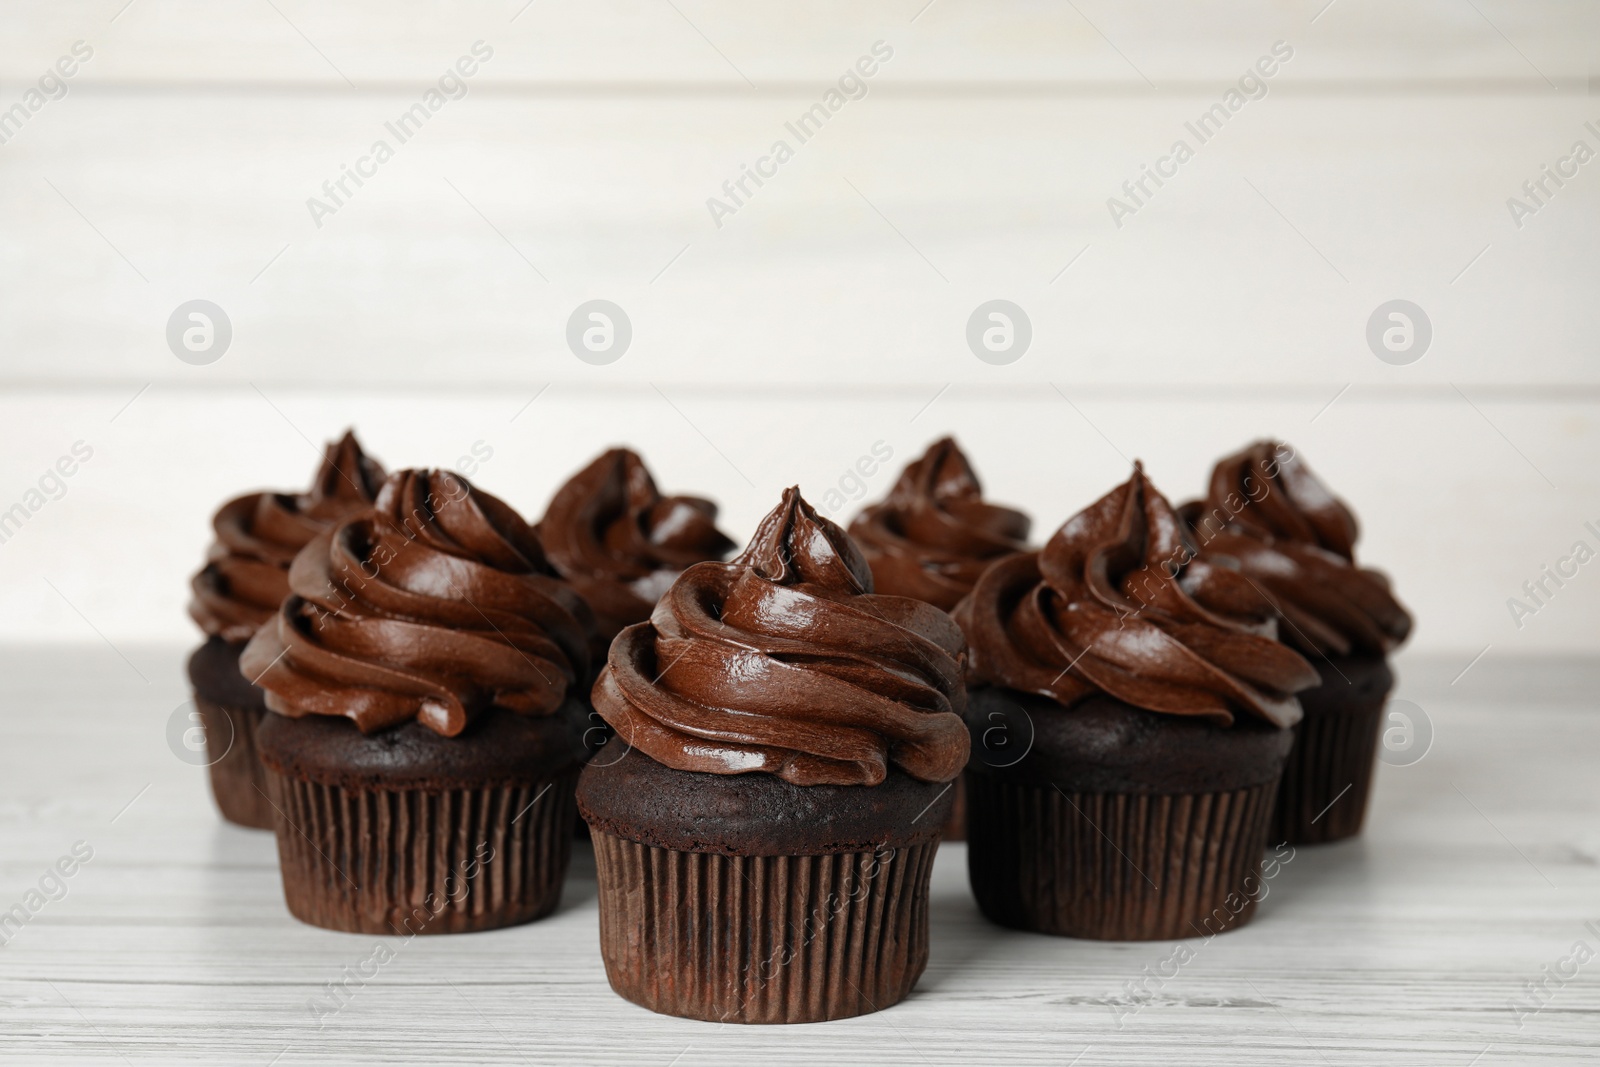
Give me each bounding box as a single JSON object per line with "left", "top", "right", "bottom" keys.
{"left": 579, "top": 488, "right": 969, "bottom": 1023}
{"left": 187, "top": 431, "right": 385, "bottom": 828}
{"left": 538, "top": 447, "right": 735, "bottom": 659}
{"left": 1181, "top": 441, "right": 1412, "bottom": 845}
{"left": 849, "top": 436, "right": 1028, "bottom": 840}
{"left": 954, "top": 464, "right": 1317, "bottom": 940}
{"left": 849, "top": 436, "right": 1030, "bottom": 612}
{"left": 241, "top": 469, "right": 596, "bottom": 934}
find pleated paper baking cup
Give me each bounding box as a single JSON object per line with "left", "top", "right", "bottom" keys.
{"left": 1270, "top": 697, "right": 1386, "bottom": 845}
{"left": 591, "top": 833, "right": 938, "bottom": 1023}
{"left": 264, "top": 767, "right": 578, "bottom": 934}
{"left": 966, "top": 774, "right": 1279, "bottom": 940}
{"left": 194, "top": 696, "right": 274, "bottom": 830}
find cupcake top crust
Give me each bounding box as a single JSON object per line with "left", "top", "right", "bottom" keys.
{"left": 537, "top": 447, "right": 735, "bottom": 649}
{"left": 1180, "top": 440, "right": 1412, "bottom": 658}
{"left": 240, "top": 468, "right": 595, "bottom": 737}
{"left": 848, "top": 436, "right": 1030, "bottom": 612}
{"left": 592, "top": 486, "right": 971, "bottom": 787}
{"left": 955, "top": 463, "right": 1317, "bottom": 729}
{"left": 189, "top": 430, "right": 386, "bottom": 642}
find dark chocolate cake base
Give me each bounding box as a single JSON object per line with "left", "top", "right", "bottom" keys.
{"left": 579, "top": 748, "right": 953, "bottom": 1022}
{"left": 941, "top": 777, "right": 967, "bottom": 842}
{"left": 257, "top": 708, "right": 585, "bottom": 934}
{"left": 1270, "top": 654, "right": 1393, "bottom": 845}
{"left": 963, "top": 688, "right": 1292, "bottom": 940}
{"left": 187, "top": 637, "right": 273, "bottom": 830}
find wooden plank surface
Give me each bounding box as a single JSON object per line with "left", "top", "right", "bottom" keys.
{"left": 0, "top": 646, "right": 1595, "bottom": 1064}
{"left": 2, "top": 4, "right": 1596, "bottom": 652}
{"left": 5, "top": 0, "right": 1596, "bottom": 86}
{"left": 4, "top": 93, "right": 1597, "bottom": 386}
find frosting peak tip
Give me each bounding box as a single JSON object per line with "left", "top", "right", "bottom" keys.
{"left": 736, "top": 487, "right": 872, "bottom": 592}
{"left": 189, "top": 430, "right": 388, "bottom": 640}
{"left": 848, "top": 437, "right": 1030, "bottom": 611}
{"left": 536, "top": 446, "right": 735, "bottom": 647}
{"left": 591, "top": 490, "right": 970, "bottom": 785}
{"left": 308, "top": 429, "right": 386, "bottom": 510}
{"left": 966, "top": 463, "right": 1316, "bottom": 728}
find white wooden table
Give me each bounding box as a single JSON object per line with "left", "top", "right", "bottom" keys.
{"left": 1, "top": 645, "right": 1595, "bottom": 1064}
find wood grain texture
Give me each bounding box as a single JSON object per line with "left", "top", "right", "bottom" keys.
{"left": 4, "top": 93, "right": 1596, "bottom": 386}
{"left": 1, "top": 6, "right": 1596, "bottom": 652}
{"left": 4, "top": 0, "right": 1595, "bottom": 86}
{"left": 0, "top": 646, "right": 1595, "bottom": 1063}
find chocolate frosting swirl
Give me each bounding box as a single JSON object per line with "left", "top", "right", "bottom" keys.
{"left": 1180, "top": 441, "right": 1413, "bottom": 657}
{"left": 240, "top": 469, "right": 594, "bottom": 737}
{"left": 189, "top": 431, "right": 386, "bottom": 641}
{"left": 955, "top": 464, "right": 1317, "bottom": 728}
{"left": 848, "top": 437, "right": 1030, "bottom": 612}
{"left": 593, "top": 487, "right": 971, "bottom": 786}
{"left": 538, "top": 448, "right": 735, "bottom": 648}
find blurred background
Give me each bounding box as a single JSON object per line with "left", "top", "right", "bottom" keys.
{"left": 1, "top": 0, "right": 1596, "bottom": 660}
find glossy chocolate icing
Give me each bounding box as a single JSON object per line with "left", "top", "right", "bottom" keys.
{"left": 592, "top": 487, "right": 971, "bottom": 786}
{"left": 1180, "top": 441, "right": 1412, "bottom": 657}
{"left": 241, "top": 469, "right": 594, "bottom": 737}
{"left": 848, "top": 436, "right": 1030, "bottom": 612}
{"left": 538, "top": 448, "right": 735, "bottom": 649}
{"left": 189, "top": 431, "right": 386, "bottom": 641}
{"left": 955, "top": 463, "right": 1316, "bottom": 729}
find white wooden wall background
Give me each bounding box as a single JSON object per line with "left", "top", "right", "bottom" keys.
{"left": 0, "top": 0, "right": 1597, "bottom": 658}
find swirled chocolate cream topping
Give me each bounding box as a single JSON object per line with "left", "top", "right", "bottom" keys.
{"left": 1180, "top": 440, "right": 1412, "bottom": 657}
{"left": 593, "top": 487, "right": 971, "bottom": 787}
{"left": 538, "top": 448, "right": 735, "bottom": 645}
{"left": 955, "top": 464, "right": 1317, "bottom": 729}
{"left": 241, "top": 469, "right": 595, "bottom": 737}
{"left": 189, "top": 431, "right": 386, "bottom": 641}
{"left": 849, "top": 437, "right": 1030, "bottom": 612}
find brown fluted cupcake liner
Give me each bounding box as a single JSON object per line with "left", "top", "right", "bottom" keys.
{"left": 193, "top": 697, "right": 274, "bottom": 830}
{"left": 263, "top": 767, "right": 578, "bottom": 934}
{"left": 591, "top": 833, "right": 938, "bottom": 1023}
{"left": 1270, "top": 696, "right": 1386, "bottom": 845}
{"left": 965, "top": 774, "right": 1278, "bottom": 940}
